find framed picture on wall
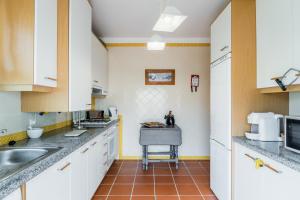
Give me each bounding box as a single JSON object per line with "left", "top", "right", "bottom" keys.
{"left": 145, "top": 69, "right": 175, "bottom": 85}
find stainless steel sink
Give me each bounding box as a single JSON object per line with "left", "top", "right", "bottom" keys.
{"left": 0, "top": 147, "right": 62, "bottom": 181}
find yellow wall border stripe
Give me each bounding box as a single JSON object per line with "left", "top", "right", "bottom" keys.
{"left": 106, "top": 43, "right": 210, "bottom": 48}
{"left": 0, "top": 120, "right": 72, "bottom": 146}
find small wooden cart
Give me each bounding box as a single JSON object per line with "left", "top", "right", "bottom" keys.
{"left": 139, "top": 125, "right": 182, "bottom": 170}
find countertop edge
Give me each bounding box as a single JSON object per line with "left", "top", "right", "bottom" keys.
{"left": 232, "top": 136, "right": 300, "bottom": 173}
{"left": 0, "top": 120, "right": 118, "bottom": 199}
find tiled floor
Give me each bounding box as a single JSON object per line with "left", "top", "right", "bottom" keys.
{"left": 92, "top": 160, "right": 217, "bottom": 200}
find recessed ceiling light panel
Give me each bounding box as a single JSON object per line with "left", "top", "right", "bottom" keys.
{"left": 153, "top": 6, "right": 187, "bottom": 32}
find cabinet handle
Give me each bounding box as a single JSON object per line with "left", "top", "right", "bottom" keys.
{"left": 264, "top": 163, "right": 282, "bottom": 174}
{"left": 104, "top": 143, "right": 108, "bottom": 146}
{"left": 81, "top": 148, "right": 89, "bottom": 154}
{"left": 220, "top": 45, "right": 229, "bottom": 51}
{"left": 44, "top": 77, "right": 57, "bottom": 81}
{"left": 103, "top": 161, "right": 107, "bottom": 166}
{"left": 245, "top": 153, "right": 255, "bottom": 161}
{"left": 21, "top": 184, "right": 26, "bottom": 200}
{"left": 86, "top": 104, "right": 92, "bottom": 106}
{"left": 58, "top": 162, "right": 71, "bottom": 171}
{"left": 103, "top": 152, "right": 108, "bottom": 156}
{"left": 93, "top": 80, "right": 99, "bottom": 83}
{"left": 91, "top": 141, "right": 97, "bottom": 146}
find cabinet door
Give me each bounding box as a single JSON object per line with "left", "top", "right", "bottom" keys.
{"left": 256, "top": 0, "right": 296, "bottom": 88}
{"left": 210, "top": 3, "right": 231, "bottom": 63}
{"left": 34, "top": 0, "right": 58, "bottom": 87}
{"left": 26, "top": 157, "right": 71, "bottom": 200}
{"left": 3, "top": 189, "right": 21, "bottom": 200}
{"left": 233, "top": 143, "right": 262, "bottom": 200}
{"left": 71, "top": 145, "right": 89, "bottom": 200}
{"left": 293, "top": 0, "right": 300, "bottom": 70}
{"left": 69, "top": 0, "right": 92, "bottom": 111}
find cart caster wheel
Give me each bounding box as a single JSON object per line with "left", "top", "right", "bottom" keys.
{"left": 176, "top": 164, "right": 178, "bottom": 170}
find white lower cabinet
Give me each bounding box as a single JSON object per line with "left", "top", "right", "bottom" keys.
{"left": 234, "top": 143, "right": 300, "bottom": 200}
{"left": 3, "top": 189, "right": 21, "bottom": 200}
{"left": 71, "top": 145, "right": 89, "bottom": 200}
{"left": 26, "top": 157, "right": 71, "bottom": 200}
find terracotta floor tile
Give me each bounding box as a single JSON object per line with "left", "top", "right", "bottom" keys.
{"left": 193, "top": 176, "right": 210, "bottom": 184}
{"left": 188, "top": 168, "right": 208, "bottom": 175}
{"left": 155, "top": 185, "right": 177, "bottom": 195}
{"left": 107, "top": 167, "right": 120, "bottom": 175}
{"left": 203, "top": 196, "right": 218, "bottom": 200}
{"left": 153, "top": 163, "right": 170, "bottom": 168}
{"left": 92, "top": 196, "right": 107, "bottom": 200}
{"left": 176, "top": 184, "right": 200, "bottom": 195}
{"left": 132, "top": 185, "right": 154, "bottom": 195}
{"left": 156, "top": 196, "right": 179, "bottom": 200}
{"left": 154, "top": 168, "right": 172, "bottom": 176}
{"left": 180, "top": 196, "right": 204, "bottom": 200}
{"left": 171, "top": 168, "right": 189, "bottom": 176}
{"left": 184, "top": 162, "right": 201, "bottom": 167}
{"left": 109, "top": 185, "right": 133, "bottom": 195}
{"left": 173, "top": 176, "right": 194, "bottom": 184}
{"left": 155, "top": 176, "right": 174, "bottom": 184}
{"left": 95, "top": 185, "right": 112, "bottom": 195}
{"left": 107, "top": 196, "right": 131, "bottom": 200}
{"left": 115, "top": 176, "right": 135, "bottom": 184}
{"left": 135, "top": 176, "right": 154, "bottom": 184}
{"left": 197, "top": 184, "right": 214, "bottom": 195}
{"left": 101, "top": 176, "right": 116, "bottom": 184}
{"left": 118, "top": 168, "right": 136, "bottom": 175}
{"left": 131, "top": 196, "right": 155, "bottom": 200}
{"left": 136, "top": 168, "right": 154, "bottom": 176}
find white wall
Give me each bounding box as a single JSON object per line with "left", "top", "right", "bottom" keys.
{"left": 96, "top": 46, "right": 210, "bottom": 157}
{"left": 0, "top": 92, "right": 71, "bottom": 136}
{"left": 289, "top": 92, "right": 300, "bottom": 115}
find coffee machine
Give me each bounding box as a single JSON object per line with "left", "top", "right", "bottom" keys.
{"left": 245, "top": 112, "right": 283, "bottom": 141}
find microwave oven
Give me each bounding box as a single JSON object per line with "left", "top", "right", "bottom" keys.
{"left": 285, "top": 116, "right": 300, "bottom": 153}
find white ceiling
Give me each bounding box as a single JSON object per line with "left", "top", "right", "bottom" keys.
{"left": 90, "top": 0, "right": 229, "bottom": 42}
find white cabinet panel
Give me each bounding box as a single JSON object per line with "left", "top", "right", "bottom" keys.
{"left": 69, "top": 0, "right": 92, "bottom": 111}
{"left": 256, "top": 0, "right": 300, "bottom": 88}
{"left": 34, "top": 0, "right": 58, "bottom": 87}
{"left": 234, "top": 143, "right": 300, "bottom": 200}
{"left": 92, "top": 34, "right": 108, "bottom": 93}
{"left": 211, "top": 3, "right": 231, "bottom": 63}
{"left": 26, "top": 157, "right": 71, "bottom": 200}
{"left": 71, "top": 145, "right": 89, "bottom": 200}
{"left": 210, "top": 139, "right": 231, "bottom": 200}
{"left": 210, "top": 57, "right": 231, "bottom": 149}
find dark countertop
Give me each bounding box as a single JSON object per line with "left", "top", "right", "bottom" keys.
{"left": 233, "top": 136, "right": 300, "bottom": 172}
{"left": 0, "top": 120, "right": 118, "bottom": 199}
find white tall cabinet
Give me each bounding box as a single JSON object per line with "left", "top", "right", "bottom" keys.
{"left": 256, "top": 0, "right": 300, "bottom": 88}
{"left": 92, "top": 34, "right": 109, "bottom": 94}
{"left": 69, "top": 0, "right": 92, "bottom": 111}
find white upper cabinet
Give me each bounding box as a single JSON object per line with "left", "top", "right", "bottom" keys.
{"left": 0, "top": 0, "right": 57, "bottom": 91}
{"left": 211, "top": 3, "right": 231, "bottom": 63}
{"left": 256, "top": 0, "right": 300, "bottom": 88}
{"left": 69, "top": 0, "right": 92, "bottom": 111}
{"left": 34, "top": 0, "right": 58, "bottom": 87}
{"left": 92, "top": 34, "right": 109, "bottom": 94}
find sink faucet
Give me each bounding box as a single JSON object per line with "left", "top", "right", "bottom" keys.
{"left": 0, "top": 129, "right": 8, "bottom": 134}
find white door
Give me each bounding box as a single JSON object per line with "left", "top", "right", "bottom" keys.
{"left": 69, "top": 0, "right": 92, "bottom": 111}
{"left": 210, "top": 139, "right": 231, "bottom": 200}
{"left": 293, "top": 0, "right": 300, "bottom": 71}
{"left": 71, "top": 145, "right": 89, "bottom": 200}
{"left": 26, "top": 157, "right": 71, "bottom": 200}
{"left": 256, "top": 0, "right": 295, "bottom": 88}
{"left": 210, "top": 3, "right": 231, "bottom": 63}
{"left": 34, "top": 0, "right": 57, "bottom": 87}
{"left": 210, "top": 56, "right": 231, "bottom": 149}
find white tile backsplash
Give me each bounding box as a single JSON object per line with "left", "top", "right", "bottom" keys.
{"left": 289, "top": 92, "right": 300, "bottom": 116}
{"left": 0, "top": 92, "right": 71, "bottom": 136}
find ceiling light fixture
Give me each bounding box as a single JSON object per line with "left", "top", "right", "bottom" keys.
{"left": 153, "top": 6, "right": 187, "bottom": 32}
{"left": 147, "top": 34, "right": 166, "bottom": 51}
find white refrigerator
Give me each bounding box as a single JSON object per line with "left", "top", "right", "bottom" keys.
{"left": 210, "top": 53, "right": 232, "bottom": 200}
